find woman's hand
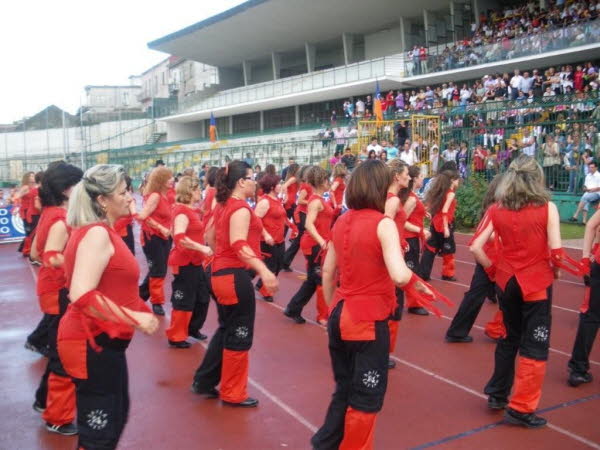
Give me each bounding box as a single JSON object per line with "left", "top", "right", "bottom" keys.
{"left": 260, "top": 270, "right": 279, "bottom": 294}
{"left": 444, "top": 227, "right": 450, "bottom": 238}
{"left": 264, "top": 233, "right": 275, "bottom": 246}
{"left": 414, "top": 280, "right": 433, "bottom": 297}
{"left": 135, "top": 311, "right": 159, "bottom": 335}
{"left": 424, "top": 229, "right": 432, "bottom": 240}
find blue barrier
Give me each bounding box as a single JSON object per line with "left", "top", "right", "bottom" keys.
{"left": 0, "top": 206, "right": 25, "bottom": 243}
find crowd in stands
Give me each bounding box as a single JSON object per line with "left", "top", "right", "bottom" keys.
{"left": 406, "top": 0, "right": 599, "bottom": 76}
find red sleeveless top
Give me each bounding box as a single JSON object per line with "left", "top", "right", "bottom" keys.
{"left": 19, "top": 188, "right": 31, "bottom": 220}
{"left": 285, "top": 182, "right": 299, "bottom": 209}
{"left": 331, "top": 209, "right": 396, "bottom": 322}
{"left": 332, "top": 177, "right": 346, "bottom": 207}
{"left": 296, "top": 183, "right": 313, "bottom": 214}
{"left": 141, "top": 193, "right": 171, "bottom": 240}
{"left": 489, "top": 204, "right": 553, "bottom": 298}
{"left": 213, "top": 197, "right": 263, "bottom": 272}
{"left": 387, "top": 192, "right": 406, "bottom": 239}
{"left": 169, "top": 204, "right": 205, "bottom": 267}
{"left": 61, "top": 223, "right": 150, "bottom": 342}
{"left": 260, "top": 195, "right": 286, "bottom": 244}
{"left": 300, "top": 195, "right": 333, "bottom": 254}
{"left": 114, "top": 214, "right": 133, "bottom": 237}
{"left": 25, "top": 187, "right": 40, "bottom": 221}
{"left": 405, "top": 192, "right": 426, "bottom": 239}
{"left": 432, "top": 189, "right": 456, "bottom": 233}
{"left": 36, "top": 206, "right": 68, "bottom": 301}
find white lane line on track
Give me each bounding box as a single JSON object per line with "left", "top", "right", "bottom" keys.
{"left": 271, "top": 277, "right": 599, "bottom": 447}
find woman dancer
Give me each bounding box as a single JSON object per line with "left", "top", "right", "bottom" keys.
{"left": 16, "top": 171, "right": 36, "bottom": 256}
{"left": 113, "top": 175, "right": 137, "bottom": 255}
{"left": 29, "top": 162, "right": 82, "bottom": 435}
{"left": 330, "top": 163, "right": 347, "bottom": 223}
{"left": 445, "top": 174, "right": 506, "bottom": 343}
{"left": 137, "top": 167, "right": 173, "bottom": 315}
{"left": 282, "top": 165, "right": 313, "bottom": 272}
{"left": 255, "top": 174, "right": 287, "bottom": 302}
{"left": 166, "top": 176, "right": 213, "bottom": 348}
{"left": 60, "top": 164, "right": 158, "bottom": 448}
{"left": 401, "top": 165, "right": 431, "bottom": 315}
{"left": 418, "top": 167, "right": 460, "bottom": 282}
{"left": 191, "top": 161, "right": 277, "bottom": 407}
{"left": 385, "top": 159, "right": 410, "bottom": 369}
{"left": 281, "top": 163, "right": 300, "bottom": 225}
{"left": 311, "top": 160, "right": 446, "bottom": 449}
{"left": 471, "top": 155, "right": 570, "bottom": 428}
{"left": 284, "top": 166, "right": 332, "bottom": 325}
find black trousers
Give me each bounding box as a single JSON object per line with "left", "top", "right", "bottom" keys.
{"left": 484, "top": 277, "right": 552, "bottom": 401}
{"left": 311, "top": 301, "right": 389, "bottom": 450}
{"left": 256, "top": 241, "right": 285, "bottom": 290}
{"left": 193, "top": 268, "right": 256, "bottom": 391}
{"left": 284, "top": 204, "right": 296, "bottom": 238}
{"left": 34, "top": 289, "right": 70, "bottom": 408}
{"left": 139, "top": 234, "right": 170, "bottom": 300}
{"left": 418, "top": 225, "right": 455, "bottom": 280}
{"left": 18, "top": 214, "right": 39, "bottom": 253}
{"left": 75, "top": 334, "right": 130, "bottom": 450}
{"left": 27, "top": 313, "right": 54, "bottom": 351}
{"left": 122, "top": 224, "right": 135, "bottom": 255}
{"left": 170, "top": 264, "right": 210, "bottom": 333}
{"left": 285, "top": 245, "right": 321, "bottom": 316}
{"left": 569, "top": 262, "right": 600, "bottom": 375}
{"left": 405, "top": 237, "right": 420, "bottom": 273}
{"left": 446, "top": 263, "right": 496, "bottom": 338}
{"left": 283, "top": 211, "right": 306, "bottom": 269}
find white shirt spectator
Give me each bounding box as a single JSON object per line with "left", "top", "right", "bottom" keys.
{"left": 521, "top": 134, "right": 536, "bottom": 157}
{"left": 356, "top": 100, "right": 365, "bottom": 115}
{"left": 510, "top": 74, "right": 524, "bottom": 91}
{"left": 367, "top": 143, "right": 383, "bottom": 155}
{"left": 399, "top": 149, "right": 418, "bottom": 166}
{"left": 585, "top": 171, "right": 600, "bottom": 191}
{"left": 442, "top": 148, "right": 458, "bottom": 162}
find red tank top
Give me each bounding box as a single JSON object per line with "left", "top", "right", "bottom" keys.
{"left": 114, "top": 214, "right": 133, "bottom": 237}
{"left": 260, "top": 195, "right": 286, "bottom": 244}
{"left": 387, "top": 192, "right": 406, "bottom": 241}
{"left": 285, "top": 182, "right": 299, "bottom": 209}
{"left": 201, "top": 186, "right": 217, "bottom": 227}
{"left": 213, "top": 197, "right": 263, "bottom": 272}
{"left": 331, "top": 209, "right": 396, "bottom": 321}
{"left": 61, "top": 223, "right": 150, "bottom": 342}
{"left": 432, "top": 190, "right": 456, "bottom": 233}
{"left": 19, "top": 187, "right": 31, "bottom": 219}
{"left": 490, "top": 204, "right": 553, "bottom": 297}
{"left": 296, "top": 183, "right": 313, "bottom": 214}
{"left": 25, "top": 187, "right": 40, "bottom": 221}
{"left": 405, "top": 192, "right": 426, "bottom": 239}
{"left": 301, "top": 195, "right": 334, "bottom": 254}
{"left": 36, "top": 206, "right": 68, "bottom": 300}
{"left": 141, "top": 193, "right": 171, "bottom": 239}
{"left": 169, "top": 204, "right": 206, "bottom": 267}
{"left": 332, "top": 177, "right": 346, "bottom": 207}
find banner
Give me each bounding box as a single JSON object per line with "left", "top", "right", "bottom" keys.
{"left": 0, "top": 206, "right": 26, "bottom": 243}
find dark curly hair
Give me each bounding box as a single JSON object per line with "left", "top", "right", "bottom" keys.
{"left": 424, "top": 168, "right": 459, "bottom": 217}
{"left": 39, "top": 162, "right": 83, "bottom": 207}
{"left": 215, "top": 160, "right": 251, "bottom": 203}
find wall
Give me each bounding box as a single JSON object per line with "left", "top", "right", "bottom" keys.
{"left": 364, "top": 27, "right": 403, "bottom": 59}
{"left": 166, "top": 121, "right": 204, "bottom": 141}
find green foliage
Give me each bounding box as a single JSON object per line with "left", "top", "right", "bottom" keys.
{"left": 454, "top": 175, "right": 489, "bottom": 229}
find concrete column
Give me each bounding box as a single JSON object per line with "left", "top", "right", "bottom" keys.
{"left": 271, "top": 52, "right": 281, "bottom": 80}
{"left": 242, "top": 60, "right": 252, "bottom": 86}
{"left": 229, "top": 116, "right": 233, "bottom": 135}
{"left": 259, "top": 110, "right": 264, "bottom": 131}
{"left": 399, "top": 17, "right": 407, "bottom": 54}
{"left": 305, "top": 42, "right": 316, "bottom": 73}
{"left": 450, "top": 2, "right": 457, "bottom": 42}
{"left": 342, "top": 33, "right": 354, "bottom": 65}
{"left": 472, "top": 0, "right": 480, "bottom": 25}
{"left": 423, "top": 10, "right": 430, "bottom": 44}
{"left": 200, "top": 120, "right": 206, "bottom": 139}
{"left": 294, "top": 105, "right": 300, "bottom": 127}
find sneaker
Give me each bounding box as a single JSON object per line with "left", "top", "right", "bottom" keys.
{"left": 568, "top": 371, "right": 593, "bottom": 387}
{"left": 188, "top": 331, "right": 208, "bottom": 341}
{"left": 568, "top": 217, "right": 578, "bottom": 223}
{"left": 408, "top": 307, "right": 429, "bottom": 316}
{"left": 32, "top": 400, "right": 45, "bottom": 413}
{"left": 281, "top": 266, "right": 293, "bottom": 273}
{"left": 168, "top": 340, "right": 191, "bottom": 349}
{"left": 487, "top": 396, "right": 508, "bottom": 410}
{"left": 46, "top": 422, "right": 78, "bottom": 436}
{"left": 152, "top": 304, "right": 165, "bottom": 316}
{"left": 262, "top": 296, "right": 274, "bottom": 302}
{"left": 283, "top": 309, "right": 306, "bottom": 324}
{"left": 441, "top": 275, "right": 458, "bottom": 281}
{"left": 388, "top": 359, "right": 397, "bottom": 369}
{"left": 504, "top": 407, "right": 547, "bottom": 428}
{"left": 190, "top": 383, "right": 219, "bottom": 398}
{"left": 222, "top": 397, "right": 259, "bottom": 408}
{"left": 445, "top": 335, "right": 473, "bottom": 343}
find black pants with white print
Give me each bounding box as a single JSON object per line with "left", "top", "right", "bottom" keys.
{"left": 170, "top": 264, "right": 210, "bottom": 333}
{"left": 76, "top": 334, "right": 130, "bottom": 450}
{"left": 484, "top": 276, "right": 551, "bottom": 402}
{"left": 311, "top": 301, "right": 389, "bottom": 450}
{"left": 192, "top": 268, "right": 255, "bottom": 391}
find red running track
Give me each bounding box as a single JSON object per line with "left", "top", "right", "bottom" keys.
{"left": 1, "top": 232, "right": 600, "bottom": 449}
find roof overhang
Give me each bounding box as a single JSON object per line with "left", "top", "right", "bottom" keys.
{"left": 148, "top": 0, "right": 445, "bottom": 67}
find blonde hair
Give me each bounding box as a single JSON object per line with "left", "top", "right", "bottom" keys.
{"left": 144, "top": 166, "right": 172, "bottom": 195}
{"left": 176, "top": 176, "right": 200, "bottom": 204}
{"left": 67, "top": 164, "right": 126, "bottom": 227}
{"left": 21, "top": 171, "right": 34, "bottom": 186}
{"left": 332, "top": 163, "right": 347, "bottom": 179}
{"left": 495, "top": 155, "right": 550, "bottom": 210}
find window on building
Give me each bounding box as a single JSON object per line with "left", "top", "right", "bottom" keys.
{"left": 122, "top": 92, "right": 129, "bottom": 106}
{"left": 299, "top": 98, "right": 345, "bottom": 124}
{"left": 264, "top": 106, "right": 295, "bottom": 130}
{"left": 233, "top": 112, "right": 261, "bottom": 134}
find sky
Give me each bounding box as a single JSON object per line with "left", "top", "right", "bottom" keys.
{"left": 0, "top": 0, "right": 247, "bottom": 124}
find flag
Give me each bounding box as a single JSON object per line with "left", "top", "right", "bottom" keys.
{"left": 373, "top": 80, "right": 383, "bottom": 122}
{"left": 209, "top": 112, "right": 217, "bottom": 142}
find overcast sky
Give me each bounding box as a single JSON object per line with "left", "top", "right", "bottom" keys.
{"left": 0, "top": 0, "right": 246, "bottom": 124}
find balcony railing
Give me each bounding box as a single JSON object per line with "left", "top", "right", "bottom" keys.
{"left": 405, "top": 18, "right": 600, "bottom": 76}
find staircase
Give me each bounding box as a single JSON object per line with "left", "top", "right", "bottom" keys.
{"left": 146, "top": 132, "right": 166, "bottom": 145}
